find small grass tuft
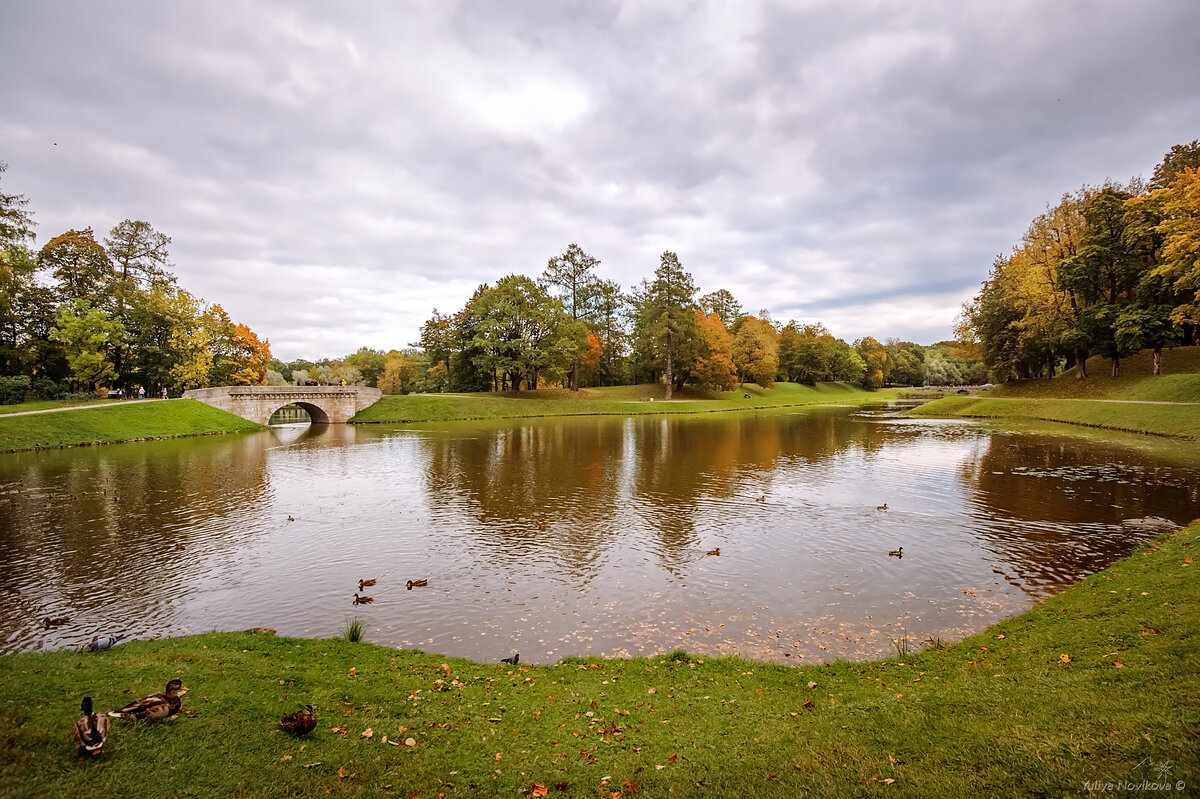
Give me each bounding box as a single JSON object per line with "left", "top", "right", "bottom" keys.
{"left": 341, "top": 616, "right": 366, "bottom": 643}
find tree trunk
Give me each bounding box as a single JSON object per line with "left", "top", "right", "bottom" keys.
{"left": 1153, "top": 347, "right": 1163, "bottom": 375}
{"left": 664, "top": 329, "right": 674, "bottom": 400}
{"left": 1074, "top": 345, "right": 1088, "bottom": 379}
{"left": 570, "top": 361, "right": 579, "bottom": 391}
{"left": 1045, "top": 354, "right": 1056, "bottom": 378}
{"left": 1111, "top": 357, "right": 1120, "bottom": 378}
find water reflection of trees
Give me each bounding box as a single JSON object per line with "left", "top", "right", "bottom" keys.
{"left": 0, "top": 433, "right": 273, "bottom": 650}
{"left": 417, "top": 409, "right": 906, "bottom": 580}
{"left": 959, "top": 434, "right": 1200, "bottom": 589}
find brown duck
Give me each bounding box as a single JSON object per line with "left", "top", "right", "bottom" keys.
{"left": 705, "top": 548, "right": 720, "bottom": 556}
{"left": 108, "top": 678, "right": 184, "bottom": 721}
{"left": 358, "top": 578, "right": 376, "bottom": 590}
{"left": 280, "top": 704, "right": 317, "bottom": 735}
{"left": 73, "top": 696, "right": 109, "bottom": 756}
{"left": 353, "top": 593, "right": 374, "bottom": 605}
{"left": 406, "top": 579, "right": 428, "bottom": 590}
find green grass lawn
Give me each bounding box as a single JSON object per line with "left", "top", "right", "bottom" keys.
{"left": 0, "top": 398, "right": 111, "bottom": 415}
{"left": 909, "top": 347, "right": 1200, "bottom": 439}
{"left": 0, "top": 522, "right": 1195, "bottom": 797}
{"left": 353, "top": 382, "right": 897, "bottom": 424}
{"left": 0, "top": 400, "right": 262, "bottom": 452}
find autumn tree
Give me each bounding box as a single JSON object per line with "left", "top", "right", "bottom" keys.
{"left": 123, "top": 282, "right": 201, "bottom": 394}
{"left": 1149, "top": 140, "right": 1200, "bottom": 190}
{"left": 1138, "top": 167, "right": 1200, "bottom": 344}
{"left": 343, "top": 347, "right": 388, "bottom": 387}
{"left": 690, "top": 310, "right": 737, "bottom": 390}
{"left": 854, "top": 336, "right": 888, "bottom": 390}
{"left": 731, "top": 315, "right": 779, "bottom": 388}
{"left": 40, "top": 228, "right": 114, "bottom": 307}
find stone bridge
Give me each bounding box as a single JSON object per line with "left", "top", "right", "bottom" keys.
{"left": 182, "top": 385, "right": 383, "bottom": 425}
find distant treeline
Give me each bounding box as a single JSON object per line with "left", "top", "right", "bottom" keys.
{"left": 271, "top": 246, "right": 986, "bottom": 396}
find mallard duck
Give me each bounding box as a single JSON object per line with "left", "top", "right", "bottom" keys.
{"left": 286, "top": 515, "right": 294, "bottom": 522}
{"left": 358, "top": 578, "right": 376, "bottom": 590}
{"left": 280, "top": 704, "right": 317, "bottom": 735}
{"left": 888, "top": 547, "right": 903, "bottom": 558}
{"left": 85, "top": 634, "right": 126, "bottom": 652}
{"left": 108, "top": 678, "right": 183, "bottom": 721}
{"left": 406, "top": 579, "right": 428, "bottom": 590}
{"left": 353, "top": 593, "right": 374, "bottom": 605}
{"left": 73, "top": 696, "right": 109, "bottom": 756}
{"left": 42, "top": 616, "right": 69, "bottom": 628}
{"left": 706, "top": 548, "right": 720, "bottom": 556}
{"left": 500, "top": 653, "right": 519, "bottom": 665}
{"left": 877, "top": 503, "right": 888, "bottom": 511}
{"left": 756, "top": 495, "right": 766, "bottom": 503}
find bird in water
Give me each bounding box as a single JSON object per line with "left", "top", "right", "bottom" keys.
{"left": 706, "top": 548, "right": 720, "bottom": 556}
{"left": 406, "top": 579, "right": 428, "bottom": 590}
{"left": 358, "top": 578, "right": 376, "bottom": 590}
{"left": 280, "top": 704, "right": 317, "bottom": 735}
{"left": 353, "top": 593, "right": 374, "bottom": 605}
{"left": 109, "top": 679, "right": 184, "bottom": 721}
{"left": 888, "top": 547, "right": 903, "bottom": 558}
{"left": 877, "top": 503, "right": 888, "bottom": 511}
{"left": 286, "top": 515, "right": 294, "bottom": 522}
{"left": 85, "top": 634, "right": 126, "bottom": 652}
{"left": 500, "top": 653, "right": 519, "bottom": 665}
{"left": 42, "top": 616, "right": 69, "bottom": 629}
{"left": 756, "top": 495, "right": 766, "bottom": 503}
{"left": 73, "top": 696, "right": 109, "bottom": 756}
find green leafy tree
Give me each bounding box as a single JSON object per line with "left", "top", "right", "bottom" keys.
{"left": 541, "top": 243, "right": 600, "bottom": 390}
{"left": 640, "top": 252, "right": 700, "bottom": 399}
{"left": 884, "top": 340, "right": 925, "bottom": 386}
{"left": 699, "top": 289, "right": 743, "bottom": 329}
{"left": 588, "top": 278, "right": 629, "bottom": 387}
{"left": 343, "top": 347, "right": 387, "bottom": 387}
{"left": 1150, "top": 140, "right": 1200, "bottom": 190}
{"left": 124, "top": 282, "right": 201, "bottom": 394}
{"left": 49, "top": 300, "right": 126, "bottom": 391}
{"left": 470, "top": 275, "right": 579, "bottom": 392}
{"left": 828, "top": 338, "right": 866, "bottom": 384}
{"left": 0, "top": 162, "right": 35, "bottom": 250}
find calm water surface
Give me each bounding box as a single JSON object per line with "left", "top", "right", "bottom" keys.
{"left": 2, "top": 405, "right": 1198, "bottom": 663}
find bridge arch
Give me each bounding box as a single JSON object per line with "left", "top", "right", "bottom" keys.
{"left": 182, "top": 386, "right": 383, "bottom": 426}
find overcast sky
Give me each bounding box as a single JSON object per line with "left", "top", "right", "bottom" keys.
{"left": 3, "top": 1, "right": 1198, "bottom": 361}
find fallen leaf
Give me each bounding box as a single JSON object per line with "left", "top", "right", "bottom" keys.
{"left": 1114, "top": 661, "right": 1125, "bottom": 669}
{"left": 303, "top": 762, "right": 322, "bottom": 769}
{"left": 330, "top": 726, "right": 347, "bottom": 735}
{"left": 531, "top": 784, "right": 549, "bottom": 797}
{"left": 362, "top": 728, "right": 374, "bottom": 739}
{"left": 337, "top": 767, "right": 353, "bottom": 779}
{"left": 668, "top": 754, "right": 677, "bottom": 763}
{"left": 647, "top": 688, "right": 656, "bottom": 695}
{"left": 884, "top": 778, "right": 896, "bottom": 785}
{"left": 495, "top": 753, "right": 503, "bottom": 761}
{"left": 280, "top": 755, "right": 293, "bottom": 761}
{"left": 405, "top": 738, "right": 416, "bottom": 747}
{"left": 349, "top": 668, "right": 356, "bottom": 676}
{"left": 1060, "top": 654, "right": 1072, "bottom": 664}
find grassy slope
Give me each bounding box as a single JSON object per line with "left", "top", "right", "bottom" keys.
{"left": 353, "top": 382, "right": 895, "bottom": 424}
{"left": 1, "top": 523, "right": 1195, "bottom": 798}
{"left": 0, "top": 400, "right": 262, "bottom": 453}
{"left": 910, "top": 347, "right": 1200, "bottom": 439}
{"left": 0, "top": 398, "right": 110, "bottom": 415}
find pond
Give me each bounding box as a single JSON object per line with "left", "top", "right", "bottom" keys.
{"left": 2, "top": 404, "right": 1197, "bottom": 664}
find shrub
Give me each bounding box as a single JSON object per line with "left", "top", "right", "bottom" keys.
{"left": 0, "top": 376, "right": 31, "bottom": 405}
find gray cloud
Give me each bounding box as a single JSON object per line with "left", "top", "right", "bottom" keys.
{"left": 3, "top": 0, "right": 1198, "bottom": 360}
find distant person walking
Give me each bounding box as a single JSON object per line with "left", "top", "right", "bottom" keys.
{"left": 138, "top": 386, "right": 145, "bottom": 400}
{"left": 161, "top": 387, "right": 168, "bottom": 400}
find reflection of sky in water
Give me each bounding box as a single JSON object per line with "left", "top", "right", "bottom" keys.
{"left": 1, "top": 408, "right": 1197, "bottom": 665}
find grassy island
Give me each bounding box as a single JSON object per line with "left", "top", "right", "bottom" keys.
{"left": 0, "top": 400, "right": 262, "bottom": 453}
{"left": 908, "top": 347, "right": 1200, "bottom": 439}
{"left": 1, "top": 522, "right": 1195, "bottom": 797}
{"left": 351, "top": 381, "right": 897, "bottom": 424}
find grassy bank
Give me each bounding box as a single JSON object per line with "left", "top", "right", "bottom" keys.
{"left": 909, "top": 347, "right": 1200, "bottom": 439}
{"left": 0, "top": 400, "right": 262, "bottom": 453}
{"left": 353, "top": 382, "right": 897, "bottom": 424}
{"left": 2, "top": 523, "right": 1195, "bottom": 798}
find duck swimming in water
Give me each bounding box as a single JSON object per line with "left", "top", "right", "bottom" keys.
{"left": 353, "top": 593, "right": 374, "bottom": 605}
{"left": 406, "top": 579, "right": 428, "bottom": 590}
{"left": 888, "top": 547, "right": 903, "bottom": 558}
{"left": 358, "top": 578, "right": 376, "bottom": 590}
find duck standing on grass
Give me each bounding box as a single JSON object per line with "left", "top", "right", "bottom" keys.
{"left": 281, "top": 705, "right": 317, "bottom": 735}
{"left": 108, "top": 679, "right": 184, "bottom": 721}
{"left": 73, "top": 697, "right": 109, "bottom": 756}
